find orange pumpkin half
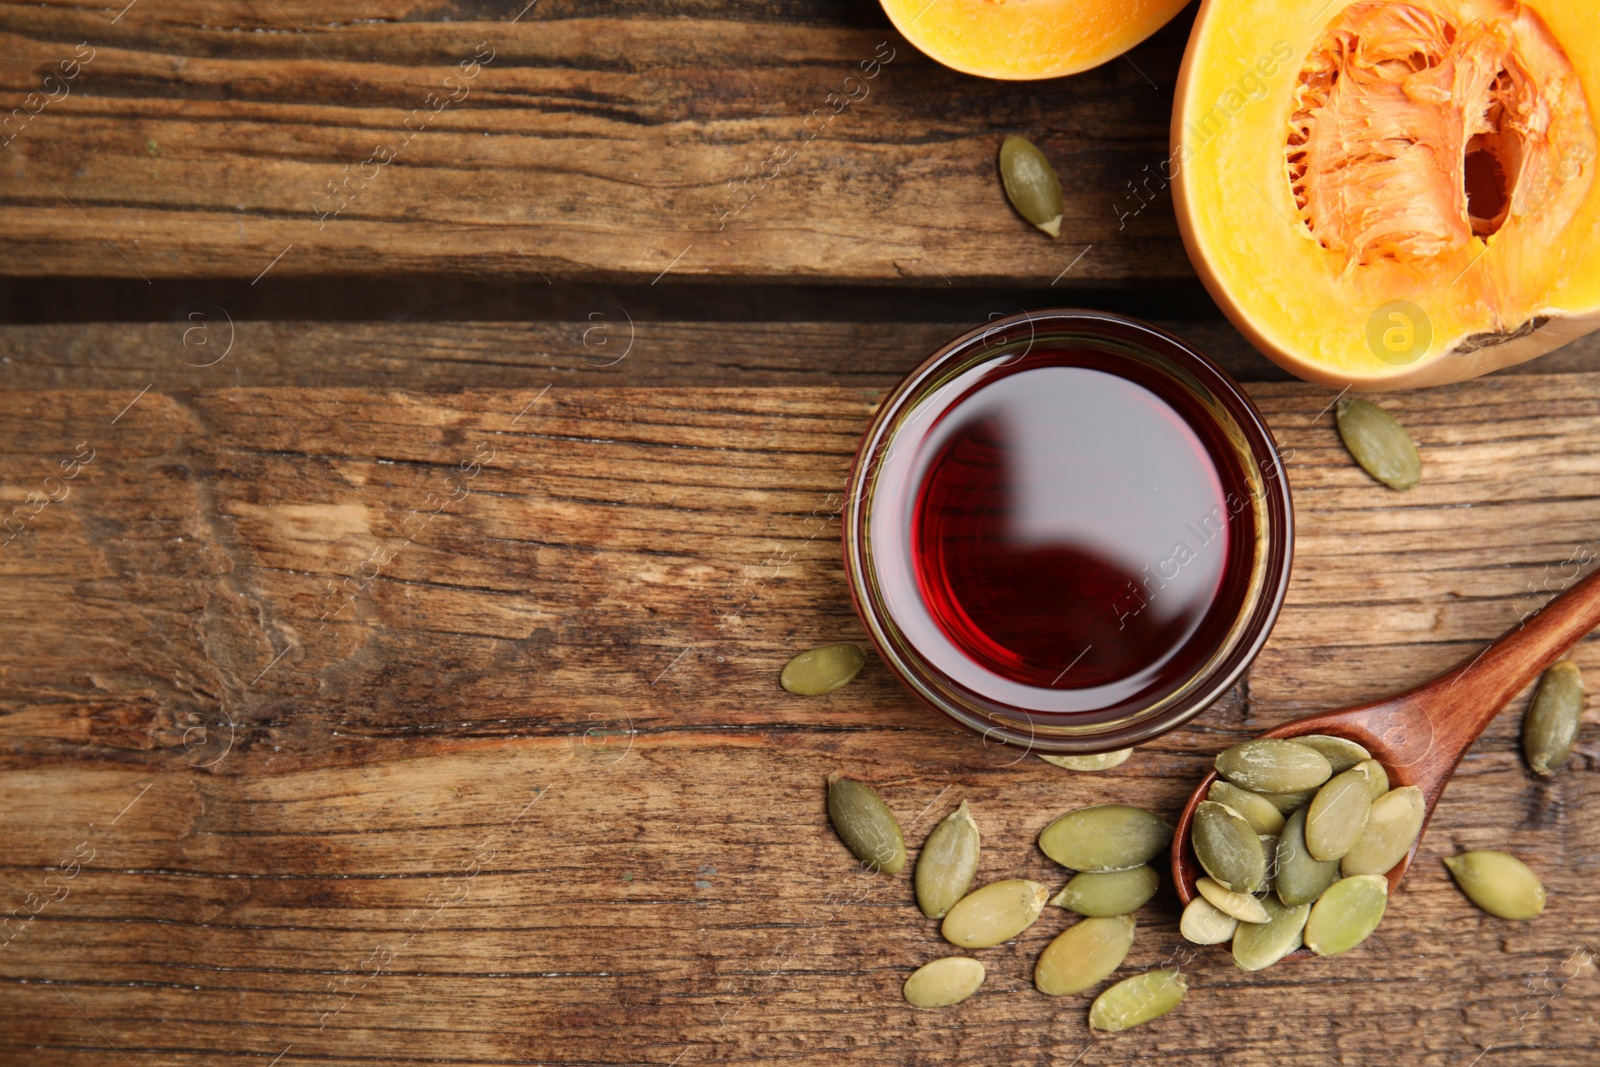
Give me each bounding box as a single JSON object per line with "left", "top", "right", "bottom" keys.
{"left": 881, "top": 0, "right": 1192, "bottom": 80}
{"left": 1174, "top": 0, "right": 1600, "bottom": 388}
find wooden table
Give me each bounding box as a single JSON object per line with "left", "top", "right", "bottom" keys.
{"left": 1, "top": 4, "right": 1596, "bottom": 1065}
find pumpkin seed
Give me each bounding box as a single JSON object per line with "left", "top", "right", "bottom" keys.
{"left": 1089, "top": 969, "right": 1188, "bottom": 1032}
{"left": 1341, "top": 786, "right": 1425, "bottom": 877}
{"left": 1304, "top": 874, "right": 1388, "bottom": 956}
{"left": 1193, "top": 801, "right": 1267, "bottom": 893}
{"left": 782, "top": 643, "right": 866, "bottom": 695}
{"left": 1293, "top": 734, "right": 1371, "bottom": 774}
{"left": 1038, "top": 804, "right": 1173, "bottom": 872}
{"left": 1357, "top": 758, "right": 1390, "bottom": 799}
{"left": 1336, "top": 397, "right": 1421, "bottom": 491}
{"left": 1442, "top": 850, "right": 1546, "bottom": 920}
{"left": 1207, "top": 781, "right": 1286, "bottom": 835}
{"left": 1034, "top": 914, "right": 1136, "bottom": 996}
{"left": 826, "top": 774, "right": 905, "bottom": 874}
{"left": 1232, "top": 894, "right": 1310, "bottom": 972}
{"left": 1196, "top": 876, "right": 1270, "bottom": 924}
{"left": 1256, "top": 787, "right": 1319, "bottom": 815}
{"left": 1049, "top": 865, "right": 1160, "bottom": 917}
{"left": 915, "top": 800, "right": 980, "bottom": 919}
{"left": 1275, "top": 806, "right": 1342, "bottom": 906}
{"left": 1180, "top": 896, "right": 1239, "bottom": 945}
{"left": 942, "top": 879, "right": 1049, "bottom": 948}
{"left": 1039, "top": 748, "right": 1133, "bottom": 772}
{"left": 1523, "top": 660, "right": 1583, "bottom": 776}
{"left": 1305, "top": 764, "right": 1374, "bottom": 862}
{"left": 1258, "top": 834, "right": 1279, "bottom": 893}
{"left": 903, "top": 956, "right": 985, "bottom": 1009}
{"left": 999, "top": 135, "right": 1063, "bottom": 238}
{"left": 1215, "top": 738, "right": 1333, "bottom": 793}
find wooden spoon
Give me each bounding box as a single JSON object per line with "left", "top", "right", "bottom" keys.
{"left": 1172, "top": 564, "right": 1600, "bottom": 914}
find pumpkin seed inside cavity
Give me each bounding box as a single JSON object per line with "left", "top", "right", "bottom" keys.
{"left": 1336, "top": 397, "right": 1422, "bottom": 491}
{"left": 903, "top": 956, "right": 985, "bottom": 1009}
{"left": 1049, "top": 865, "right": 1160, "bottom": 917}
{"left": 915, "top": 800, "right": 980, "bottom": 919}
{"left": 1305, "top": 763, "right": 1374, "bottom": 862}
{"left": 1215, "top": 738, "right": 1334, "bottom": 793}
{"left": 1039, "top": 748, "right": 1133, "bottom": 772}
{"left": 1232, "top": 894, "right": 1310, "bottom": 972}
{"left": 782, "top": 643, "right": 866, "bottom": 695}
{"left": 1193, "top": 801, "right": 1268, "bottom": 893}
{"left": 1442, "top": 850, "right": 1546, "bottom": 920}
{"left": 1038, "top": 804, "right": 1173, "bottom": 872}
{"left": 941, "top": 879, "right": 1049, "bottom": 948}
{"left": 1089, "top": 969, "right": 1188, "bottom": 1032}
{"left": 1305, "top": 874, "right": 1388, "bottom": 956}
{"left": 826, "top": 774, "right": 905, "bottom": 874}
{"left": 1196, "top": 876, "right": 1270, "bottom": 924}
{"left": 1341, "top": 786, "right": 1425, "bottom": 877}
{"left": 1207, "top": 780, "right": 1286, "bottom": 835}
{"left": 1275, "top": 805, "right": 1342, "bottom": 907}
{"left": 1293, "top": 734, "right": 1371, "bottom": 774}
{"left": 1180, "top": 896, "right": 1239, "bottom": 945}
{"left": 1523, "top": 660, "right": 1584, "bottom": 776}
{"left": 1034, "top": 914, "right": 1136, "bottom": 996}
{"left": 999, "top": 134, "right": 1063, "bottom": 238}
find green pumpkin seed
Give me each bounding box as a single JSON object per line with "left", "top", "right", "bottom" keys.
{"left": 1196, "top": 876, "right": 1270, "bottom": 924}
{"left": 1034, "top": 914, "right": 1136, "bottom": 996}
{"left": 1442, "top": 850, "right": 1546, "bottom": 920}
{"left": 1049, "top": 865, "right": 1160, "bottom": 917}
{"left": 1215, "top": 738, "right": 1333, "bottom": 793}
{"left": 1256, "top": 787, "right": 1320, "bottom": 815}
{"left": 1258, "top": 834, "right": 1279, "bottom": 894}
{"left": 1180, "top": 896, "right": 1239, "bottom": 945}
{"left": 1275, "top": 806, "right": 1342, "bottom": 906}
{"left": 782, "top": 643, "right": 866, "bottom": 695}
{"left": 826, "top": 774, "right": 905, "bottom": 874}
{"left": 1232, "top": 894, "right": 1310, "bottom": 972}
{"left": 1336, "top": 397, "right": 1421, "bottom": 491}
{"left": 1340, "top": 786, "right": 1425, "bottom": 877}
{"left": 1356, "top": 758, "right": 1390, "bottom": 799}
{"left": 942, "top": 879, "right": 1049, "bottom": 948}
{"left": 1305, "top": 764, "right": 1374, "bottom": 862}
{"left": 1193, "top": 801, "right": 1267, "bottom": 893}
{"left": 999, "top": 135, "right": 1063, "bottom": 238}
{"left": 1038, "top": 804, "right": 1173, "bottom": 872}
{"left": 1089, "top": 969, "right": 1188, "bottom": 1032}
{"left": 1304, "top": 874, "right": 1388, "bottom": 956}
{"left": 1293, "top": 734, "right": 1371, "bottom": 774}
{"left": 1523, "top": 660, "right": 1583, "bottom": 776}
{"left": 903, "top": 956, "right": 985, "bottom": 1008}
{"left": 1207, "top": 781, "right": 1286, "bottom": 835}
{"left": 1039, "top": 748, "right": 1133, "bottom": 772}
{"left": 915, "top": 800, "right": 981, "bottom": 919}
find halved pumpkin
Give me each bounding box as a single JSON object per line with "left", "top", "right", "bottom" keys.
{"left": 1174, "top": 0, "right": 1600, "bottom": 388}
{"left": 881, "top": 0, "right": 1192, "bottom": 80}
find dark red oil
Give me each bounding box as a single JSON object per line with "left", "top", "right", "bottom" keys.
{"left": 872, "top": 347, "right": 1258, "bottom": 712}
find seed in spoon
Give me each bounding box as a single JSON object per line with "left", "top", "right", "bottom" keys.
{"left": 1034, "top": 914, "right": 1136, "bottom": 996}
{"left": 1089, "top": 969, "right": 1188, "bottom": 1032}
{"left": 915, "top": 800, "right": 980, "bottom": 919}
{"left": 1192, "top": 801, "right": 1267, "bottom": 893}
{"left": 1215, "top": 738, "right": 1333, "bottom": 793}
{"left": 1292, "top": 734, "right": 1371, "bottom": 774}
{"left": 1180, "top": 896, "right": 1239, "bottom": 945}
{"left": 941, "top": 879, "right": 1049, "bottom": 948}
{"left": 1049, "top": 865, "right": 1160, "bottom": 917}
{"left": 1196, "top": 876, "right": 1270, "bottom": 924}
{"left": 1304, "top": 874, "right": 1388, "bottom": 956}
{"left": 1207, "top": 781, "right": 1286, "bottom": 835}
{"left": 1522, "top": 660, "right": 1583, "bottom": 776}
{"left": 1336, "top": 397, "right": 1421, "bottom": 490}
{"left": 1039, "top": 748, "right": 1133, "bottom": 772}
{"left": 1038, "top": 804, "right": 1173, "bottom": 872}
{"left": 1305, "top": 763, "right": 1374, "bottom": 862}
{"left": 903, "top": 956, "right": 985, "bottom": 1008}
{"left": 782, "top": 643, "right": 866, "bottom": 695}
{"left": 1232, "top": 894, "right": 1310, "bottom": 972}
{"left": 1275, "top": 806, "right": 1342, "bottom": 907}
{"left": 999, "top": 134, "right": 1063, "bottom": 238}
{"left": 1442, "top": 851, "right": 1546, "bottom": 920}
{"left": 826, "top": 774, "right": 905, "bottom": 874}
{"left": 1355, "top": 758, "right": 1389, "bottom": 799}
{"left": 1255, "top": 787, "right": 1320, "bottom": 815}
{"left": 1340, "top": 786, "right": 1425, "bottom": 877}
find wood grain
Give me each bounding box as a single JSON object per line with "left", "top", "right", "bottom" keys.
{"left": 0, "top": 0, "right": 1189, "bottom": 284}
{"left": 0, "top": 367, "right": 1596, "bottom": 1065}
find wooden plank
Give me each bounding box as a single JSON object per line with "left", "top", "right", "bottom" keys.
{"left": 0, "top": 370, "right": 1597, "bottom": 1065}
{"left": 0, "top": 0, "right": 1189, "bottom": 283}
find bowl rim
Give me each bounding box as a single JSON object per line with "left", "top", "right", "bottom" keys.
{"left": 840, "top": 308, "right": 1295, "bottom": 754}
